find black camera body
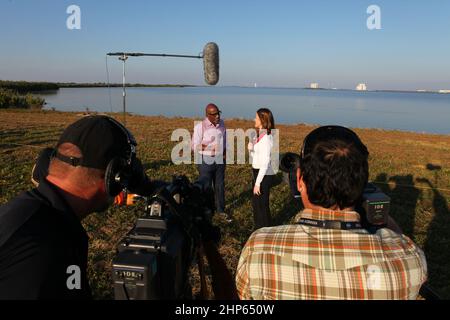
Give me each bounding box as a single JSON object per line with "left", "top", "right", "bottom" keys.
{"left": 280, "top": 152, "right": 390, "bottom": 231}
{"left": 358, "top": 183, "right": 390, "bottom": 228}
{"left": 112, "top": 176, "right": 215, "bottom": 300}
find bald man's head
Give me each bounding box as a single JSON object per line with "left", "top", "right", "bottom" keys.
{"left": 205, "top": 103, "right": 221, "bottom": 125}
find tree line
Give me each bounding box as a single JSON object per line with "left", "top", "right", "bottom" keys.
{"left": 0, "top": 80, "right": 59, "bottom": 93}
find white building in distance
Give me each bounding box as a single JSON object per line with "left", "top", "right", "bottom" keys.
{"left": 439, "top": 90, "right": 450, "bottom": 94}
{"left": 356, "top": 83, "right": 367, "bottom": 91}
{"left": 310, "top": 83, "right": 319, "bottom": 89}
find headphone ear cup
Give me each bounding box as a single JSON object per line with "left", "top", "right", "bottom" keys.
{"left": 105, "top": 157, "right": 128, "bottom": 198}
{"left": 31, "top": 147, "right": 54, "bottom": 187}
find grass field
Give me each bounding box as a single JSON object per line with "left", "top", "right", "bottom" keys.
{"left": 1, "top": 109, "right": 449, "bottom": 299}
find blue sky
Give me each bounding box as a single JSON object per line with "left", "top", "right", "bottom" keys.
{"left": 0, "top": 0, "right": 449, "bottom": 90}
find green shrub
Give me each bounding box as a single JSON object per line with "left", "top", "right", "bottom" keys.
{"left": 0, "top": 89, "right": 45, "bottom": 109}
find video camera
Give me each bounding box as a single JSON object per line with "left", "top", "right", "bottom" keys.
{"left": 279, "top": 152, "right": 390, "bottom": 231}
{"left": 112, "top": 175, "right": 220, "bottom": 300}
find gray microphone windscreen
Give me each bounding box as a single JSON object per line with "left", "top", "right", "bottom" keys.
{"left": 203, "top": 42, "right": 219, "bottom": 85}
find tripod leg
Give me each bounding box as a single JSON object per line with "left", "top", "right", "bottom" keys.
{"left": 197, "top": 248, "right": 210, "bottom": 300}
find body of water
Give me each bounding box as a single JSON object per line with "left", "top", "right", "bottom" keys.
{"left": 38, "top": 87, "right": 450, "bottom": 134}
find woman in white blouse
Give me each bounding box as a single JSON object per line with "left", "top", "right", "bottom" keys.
{"left": 248, "top": 108, "right": 275, "bottom": 229}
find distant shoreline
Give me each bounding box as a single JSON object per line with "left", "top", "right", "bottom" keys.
{"left": 0, "top": 80, "right": 197, "bottom": 92}
{"left": 2, "top": 80, "right": 449, "bottom": 94}
{"left": 301, "top": 87, "right": 450, "bottom": 95}
{"left": 57, "top": 85, "right": 450, "bottom": 95}
{"left": 58, "top": 83, "right": 196, "bottom": 89}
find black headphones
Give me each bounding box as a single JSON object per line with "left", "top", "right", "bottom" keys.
{"left": 300, "top": 125, "right": 368, "bottom": 167}
{"left": 51, "top": 116, "right": 140, "bottom": 198}
{"left": 103, "top": 116, "right": 139, "bottom": 198}
{"left": 281, "top": 126, "right": 368, "bottom": 173}
{"left": 281, "top": 126, "right": 363, "bottom": 172}
{"left": 279, "top": 125, "right": 369, "bottom": 204}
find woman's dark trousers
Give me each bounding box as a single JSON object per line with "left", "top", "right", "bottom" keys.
{"left": 252, "top": 169, "right": 272, "bottom": 229}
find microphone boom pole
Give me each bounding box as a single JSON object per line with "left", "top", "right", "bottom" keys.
{"left": 108, "top": 52, "right": 202, "bottom": 59}
{"left": 106, "top": 51, "right": 203, "bottom": 125}
{"left": 118, "top": 54, "right": 128, "bottom": 125}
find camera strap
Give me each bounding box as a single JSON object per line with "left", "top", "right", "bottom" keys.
{"left": 297, "top": 218, "right": 362, "bottom": 230}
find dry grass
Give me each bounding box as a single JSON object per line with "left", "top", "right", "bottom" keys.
{"left": 1, "top": 109, "right": 449, "bottom": 299}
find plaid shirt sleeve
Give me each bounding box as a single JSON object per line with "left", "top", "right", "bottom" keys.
{"left": 235, "top": 237, "right": 252, "bottom": 299}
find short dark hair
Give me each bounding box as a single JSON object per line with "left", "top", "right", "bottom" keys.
{"left": 300, "top": 126, "right": 369, "bottom": 209}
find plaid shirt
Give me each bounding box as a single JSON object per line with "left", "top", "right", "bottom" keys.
{"left": 236, "top": 208, "right": 427, "bottom": 300}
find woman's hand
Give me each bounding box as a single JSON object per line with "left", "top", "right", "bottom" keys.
{"left": 253, "top": 185, "right": 261, "bottom": 195}
{"left": 248, "top": 142, "right": 254, "bottom": 151}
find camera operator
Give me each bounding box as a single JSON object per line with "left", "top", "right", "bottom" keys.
{"left": 0, "top": 115, "right": 146, "bottom": 299}
{"left": 235, "top": 125, "right": 427, "bottom": 300}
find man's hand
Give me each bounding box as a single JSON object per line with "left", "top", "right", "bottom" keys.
{"left": 202, "top": 143, "right": 216, "bottom": 156}
{"left": 253, "top": 185, "right": 261, "bottom": 195}
{"left": 202, "top": 143, "right": 224, "bottom": 157}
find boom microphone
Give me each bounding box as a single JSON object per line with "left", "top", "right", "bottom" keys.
{"left": 203, "top": 42, "right": 219, "bottom": 85}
